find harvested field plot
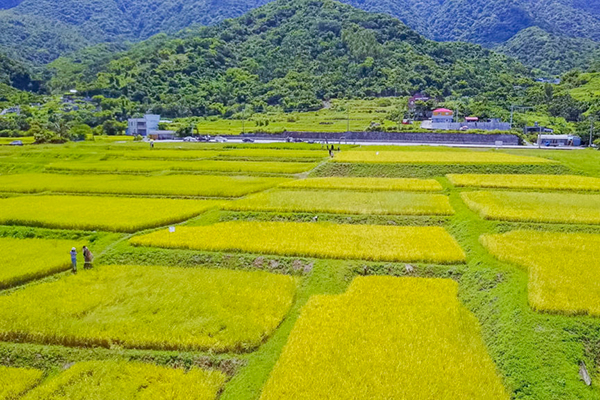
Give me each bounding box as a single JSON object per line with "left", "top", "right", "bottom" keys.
{"left": 0, "top": 173, "right": 290, "bottom": 198}
{"left": 482, "top": 230, "right": 600, "bottom": 315}
{"left": 333, "top": 151, "right": 553, "bottom": 164}
{"left": 223, "top": 190, "right": 454, "bottom": 215}
{"left": 47, "top": 160, "right": 318, "bottom": 174}
{"left": 0, "top": 195, "right": 220, "bottom": 232}
{"left": 0, "top": 366, "right": 43, "bottom": 400}
{"left": 131, "top": 222, "right": 466, "bottom": 263}
{"left": 0, "top": 237, "right": 85, "bottom": 289}
{"left": 279, "top": 177, "right": 443, "bottom": 191}
{"left": 448, "top": 174, "right": 600, "bottom": 191}
{"left": 462, "top": 191, "right": 600, "bottom": 224}
{"left": 22, "top": 361, "right": 225, "bottom": 400}
{"left": 260, "top": 277, "right": 509, "bottom": 400}
{"left": 0, "top": 265, "right": 296, "bottom": 352}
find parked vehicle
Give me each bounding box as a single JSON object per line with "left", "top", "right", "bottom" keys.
{"left": 9, "top": 140, "right": 23, "bottom": 146}
{"left": 214, "top": 136, "right": 228, "bottom": 143}
{"left": 242, "top": 137, "right": 255, "bottom": 143}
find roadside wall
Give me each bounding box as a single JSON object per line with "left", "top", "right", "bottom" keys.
{"left": 235, "top": 131, "right": 520, "bottom": 145}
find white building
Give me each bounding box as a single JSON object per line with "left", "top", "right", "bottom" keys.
{"left": 127, "top": 114, "right": 160, "bottom": 136}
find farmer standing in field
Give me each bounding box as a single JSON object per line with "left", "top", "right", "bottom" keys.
{"left": 83, "top": 246, "right": 94, "bottom": 270}
{"left": 70, "top": 247, "right": 77, "bottom": 274}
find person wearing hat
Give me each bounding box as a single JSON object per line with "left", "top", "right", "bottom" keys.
{"left": 70, "top": 247, "right": 77, "bottom": 274}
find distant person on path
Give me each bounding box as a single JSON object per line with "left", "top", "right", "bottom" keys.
{"left": 70, "top": 247, "right": 77, "bottom": 274}
{"left": 328, "top": 145, "right": 334, "bottom": 158}
{"left": 150, "top": 139, "right": 155, "bottom": 149}
{"left": 83, "top": 246, "right": 94, "bottom": 270}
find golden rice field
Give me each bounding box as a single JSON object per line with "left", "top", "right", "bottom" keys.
{"left": 0, "top": 195, "right": 220, "bottom": 232}
{"left": 260, "top": 276, "right": 509, "bottom": 400}
{"left": 448, "top": 174, "right": 600, "bottom": 191}
{"left": 47, "top": 159, "right": 318, "bottom": 174}
{"left": 223, "top": 190, "right": 454, "bottom": 215}
{"left": 0, "top": 237, "right": 86, "bottom": 289}
{"left": 112, "top": 148, "right": 326, "bottom": 161}
{"left": 461, "top": 191, "right": 600, "bottom": 224}
{"left": 0, "top": 173, "right": 290, "bottom": 197}
{"left": 131, "top": 222, "right": 466, "bottom": 263}
{"left": 332, "top": 151, "right": 553, "bottom": 164}
{"left": 0, "top": 365, "right": 43, "bottom": 400}
{"left": 0, "top": 265, "right": 296, "bottom": 352}
{"left": 22, "top": 361, "right": 226, "bottom": 400}
{"left": 279, "top": 177, "right": 443, "bottom": 191}
{"left": 482, "top": 230, "right": 600, "bottom": 316}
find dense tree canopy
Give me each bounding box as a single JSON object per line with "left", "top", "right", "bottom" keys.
{"left": 48, "top": 0, "right": 531, "bottom": 118}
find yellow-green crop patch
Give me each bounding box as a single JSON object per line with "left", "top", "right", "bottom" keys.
{"left": 260, "top": 276, "right": 509, "bottom": 400}
{"left": 0, "top": 265, "right": 296, "bottom": 352}
{"left": 482, "top": 230, "right": 600, "bottom": 316}
{"left": 217, "top": 149, "right": 328, "bottom": 160}
{"left": 223, "top": 190, "right": 454, "bottom": 215}
{"left": 0, "top": 237, "right": 86, "bottom": 289}
{"left": 279, "top": 177, "right": 443, "bottom": 191}
{"left": 0, "top": 195, "right": 220, "bottom": 232}
{"left": 47, "top": 159, "right": 318, "bottom": 174}
{"left": 131, "top": 222, "right": 466, "bottom": 263}
{"left": 0, "top": 365, "right": 43, "bottom": 400}
{"left": 22, "top": 361, "right": 225, "bottom": 400}
{"left": 462, "top": 191, "right": 600, "bottom": 224}
{"left": 333, "top": 151, "right": 553, "bottom": 164}
{"left": 448, "top": 174, "right": 600, "bottom": 191}
{"left": 0, "top": 173, "right": 290, "bottom": 198}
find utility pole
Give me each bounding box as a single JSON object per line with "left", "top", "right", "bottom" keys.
{"left": 242, "top": 105, "right": 246, "bottom": 134}
{"left": 347, "top": 107, "right": 350, "bottom": 132}
{"left": 591, "top": 116, "right": 595, "bottom": 147}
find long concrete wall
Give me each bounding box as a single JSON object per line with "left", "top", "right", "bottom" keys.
{"left": 235, "top": 131, "right": 520, "bottom": 145}
{"left": 431, "top": 122, "right": 511, "bottom": 131}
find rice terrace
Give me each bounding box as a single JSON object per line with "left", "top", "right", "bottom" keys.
{"left": 0, "top": 139, "right": 599, "bottom": 400}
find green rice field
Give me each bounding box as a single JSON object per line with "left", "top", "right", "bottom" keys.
{"left": 1, "top": 141, "right": 600, "bottom": 400}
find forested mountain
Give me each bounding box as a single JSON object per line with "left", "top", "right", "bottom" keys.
{"left": 0, "top": 0, "right": 599, "bottom": 74}
{"left": 0, "top": 52, "right": 38, "bottom": 91}
{"left": 51, "top": 0, "right": 531, "bottom": 118}
{"left": 497, "top": 27, "right": 600, "bottom": 76}
{"left": 0, "top": 0, "right": 270, "bottom": 64}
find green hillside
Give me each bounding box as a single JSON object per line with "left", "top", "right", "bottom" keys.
{"left": 53, "top": 0, "right": 530, "bottom": 117}
{"left": 496, "top": 27, "right": 600, "bottom": 76}
{"left": 0, "top": 0, "right": 599, "bottom": 72}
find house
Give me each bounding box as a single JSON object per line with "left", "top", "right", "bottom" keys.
{"left": 127, "top": 114, "right": 160, "bottom": 136}
{"left": 524, "top": 122, "right": 554, "bottom": 135}
{"left": 408, "top": 93, "right": 433, "bottom": 119}
{"left": 0, "top": 106, "right": 20, "bottom": 116}
{"left": 537, "top": 134, "right": 581, "bottom": 147}
{"left": 432, "top": 108, "right": 454, "bottom": 123}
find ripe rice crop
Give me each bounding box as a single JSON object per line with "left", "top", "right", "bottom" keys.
{"left": 113, "top": 149, "right": 223, "bottom": 160}
{"left": 0, "top": 237, "right": 86, "bottom": 289}
{"left": 333, "top": 151, "right": 553, "bottom": 164}
{"left": 0, "top": 173, "right": 290, "bottom": 198}
{"left": 223, "top": 190, "right": 454, "bottom": 215}
{"left": 482, "top": 230, "right": 600, "bottom": 316}
{"left": 279, "top": 177, "right": 443, "bottom": 191}
{"left": 0, "top": 265, "right": 296, "bottom": 352}
{"left": 0, "top": 195, "right": 220, "bottom": 232}
{"left": 260, "top": 276, "right": 509, "bottom": 400}
{"left": 462, "top": 191, "right": 600, "bottom": 224}
{"left": 22, "top": 361, "right": 225, "bottom": 400}
{"left": 448, "top": 174, "right": 600, "bottom": 191}
{"left": 131, "top": 222, "right": 466, "bottom": 263}
{"left": 218, "top": 149, "right": 328, "bottom": 160}
{"left": 0, "top": 366, "right": 43, "bottom": 400}
{"left": 47, "top": 159, "right": 318, "bottom": 174}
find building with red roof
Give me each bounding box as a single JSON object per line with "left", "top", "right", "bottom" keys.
{"left": 432, "top": 108, "right": 454, "bottom": 123}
